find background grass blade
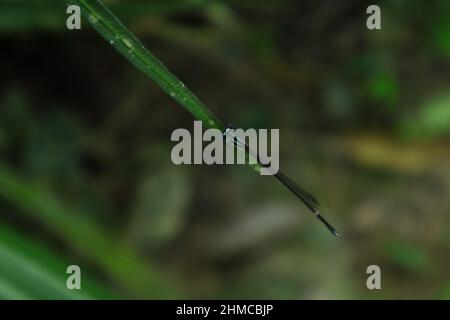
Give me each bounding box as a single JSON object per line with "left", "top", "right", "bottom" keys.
{"left": 0, "top": 165, "right": 179, "bottom": 298}
{"left": 0, "top": 223, "right": 110, "bottom": 299}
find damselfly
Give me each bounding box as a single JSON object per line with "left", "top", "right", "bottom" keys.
{"left": 223, "top": 125, "right": 339, "bottom": 237}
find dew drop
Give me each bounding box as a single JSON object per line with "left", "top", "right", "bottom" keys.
{"left": 123, "top": 38, "right": 133, "bottom": 49}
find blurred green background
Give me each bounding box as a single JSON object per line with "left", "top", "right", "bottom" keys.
{"left": 0, "top": 0, "right": 449, "bottom": 299}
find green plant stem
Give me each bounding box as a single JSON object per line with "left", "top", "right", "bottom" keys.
{"left": 69, "top": 0, "right": 224, "bottom": 131}
{"left": 70, "top": 0, "right": 261, "bottom": 173}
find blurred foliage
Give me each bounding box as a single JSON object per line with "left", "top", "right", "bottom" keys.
{"left": 0, "top": 0, "right": 449, "bottom": 299}
{"left": 400, "top": 93, "right": 450, "bottom": 140}
{"left": 0, "top": 224, "right": 111, "bottom": 299}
